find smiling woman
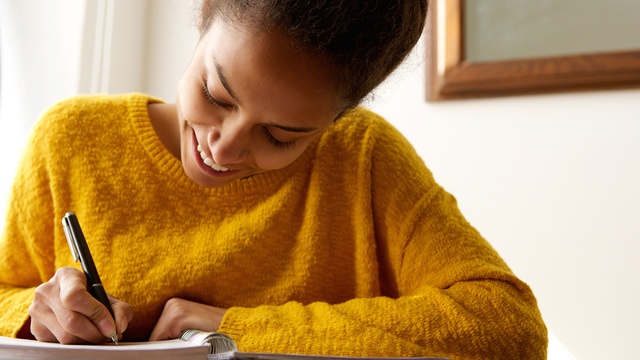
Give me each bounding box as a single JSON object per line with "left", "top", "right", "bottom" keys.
{"left": 0, "top": 1, "right": 548, "bottom": 359}
{"left": 166, "top": 19, "right": 340, "bottom": 188}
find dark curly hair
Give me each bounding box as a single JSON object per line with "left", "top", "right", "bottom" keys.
{"left": 199, "top": 0, "right": 428, "bottom": 110}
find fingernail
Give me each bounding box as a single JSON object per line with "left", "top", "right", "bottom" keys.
{"left": 97, "top": 318, "right": 117, "bottom": 339}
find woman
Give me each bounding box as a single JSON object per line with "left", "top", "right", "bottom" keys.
{"left": 0, "top": 0, "right": 547, "bottom": 358}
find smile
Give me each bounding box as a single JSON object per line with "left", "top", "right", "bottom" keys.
{"left": 197, "top": 144, "right": 230, "bottom": 172}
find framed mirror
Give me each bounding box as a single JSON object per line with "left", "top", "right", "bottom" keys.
{"left": 425, "top": 0, "right": 640, "bottom": 101}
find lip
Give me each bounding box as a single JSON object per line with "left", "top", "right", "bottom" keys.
{"left": 191, "top": 129, "right": 240, "bottom": 178}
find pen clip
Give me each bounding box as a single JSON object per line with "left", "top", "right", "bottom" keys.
{"left": 62, "top": 212, "right": 80, "bottom": 263}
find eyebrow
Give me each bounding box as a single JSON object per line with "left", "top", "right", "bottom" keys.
{"left": 215, "top": 62, "right": 240, "bottom": 104}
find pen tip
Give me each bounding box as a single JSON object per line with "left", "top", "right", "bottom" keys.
{"left": 111, "top": 336, "right": 118, "bottom": 345}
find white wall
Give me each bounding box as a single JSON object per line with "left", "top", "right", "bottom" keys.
{"left": 0, "top": 0, "right": 153, "bottom": 214}
{"left": 78, "top": 0, "right": 148, "bottom": 94}
{"left": 2, "top": 1, "right": 639, "bottom": 359}
{"left": 141, "top": 0, "right": 200, "bottom": 102}
{"left": 0, "top": 0, "right": 86, "bottom": 218}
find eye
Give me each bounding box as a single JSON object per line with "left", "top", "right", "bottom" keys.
{"left": 262, "top": 127, "right": 296, "bottom": 149}
{"left": 201, "top": 79, "right": 232, "bottom": 108}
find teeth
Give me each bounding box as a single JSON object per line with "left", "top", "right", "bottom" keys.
{"left": 197, "top": 143, "right": 229, "bottom": 172}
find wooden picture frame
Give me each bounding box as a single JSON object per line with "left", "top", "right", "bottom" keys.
{"left": 425, "top": 0, "right": 640, "bottom": 101}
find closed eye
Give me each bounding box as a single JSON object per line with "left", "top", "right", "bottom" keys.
{"left": 201, "top": 79, "right": 232, "bottom": 108}
{"left": 262, "top": 127, "right": 296, "bottom": 149}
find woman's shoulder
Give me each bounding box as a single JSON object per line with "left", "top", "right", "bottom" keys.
{"left": 321, "top": 106, "right": 432, "bottom": 177}
{"left": 332, "top": 107, "right": 391, "bottom": 132}
{"left": 37, "top": 93, "right": 158, "bottom": 121}
{"left": 32, "top": 93, "right": 158, "bottom": 136}
{"left": 323, "top": 106, "right": 414, "bottom": 155}
{"left": 25, "top": 93, "right": 159, "bottom": 155}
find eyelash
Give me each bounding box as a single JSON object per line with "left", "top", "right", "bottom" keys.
{"left": 263, "top": 127, "right": 296, "bottom": 149}
{"left": 201, "top": 80, "right": 231, "bottom": 108}
{"left": 201, "top": 78, "right": 295, "bottom": 150}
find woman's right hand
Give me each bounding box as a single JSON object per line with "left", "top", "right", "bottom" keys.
{"left": 28, "top": 266, "right": 133, "bottom": 344}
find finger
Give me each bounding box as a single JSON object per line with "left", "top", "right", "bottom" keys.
{"left": 28, "top": 304, "right": 60, "bottom": 343}
{"left": 149, "top": 298, "right": 226, "bottom": 341}
{"left": 30, "top": 321, "right": 58, "bottom": 343}
{"left": 29, "top": 303, "right": 90, "bottom": 344}
{"left": 28, "top": 285, "right": 58, "bottom": 342}
{"left": 29, "top": 272, "right": 97, "bottom": 344}
{"left": 52, "top": 305, "right": 106, "bottom": 343}
{"left": 57, "top": 269, "right": 116, "bottom": 341}
{"left": 148, "top": 312, "right": 170, "bottom": 341}
{"left": 148, "top": 299, "right": 180, "bottom": 341}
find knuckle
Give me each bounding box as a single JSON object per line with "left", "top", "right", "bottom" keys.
{"left": 29, "top": 291, "right": 51, "bottom": 318}
{"left": 55, "top": 266, "right": 77, "bottom": 279}
{"left": 33, "top": 282, "right": 52, "bottom": 300}
{"left": 29, "top": 321, "right": 48, "bottom": 339}
{"left": 60, "top": 311, "right": 85, "bottom": 334}
{"left": 56, "top": 331, "right": 78, "bottom": 345}
{"left": 164, "top": 298, "right": 186, "bottom": 314}
{"left": 55, "top": 267, "right": 90, "bottom": 310}
{"left": 59, "top": 287, "right": 88, "bottom": 310}
{"left": 87, "top": 304, "right": 107, "bottom": 321}
{"left": 158, "top": 298, "right": 182, "bottom": 323}
{"left": 164, "top": 297, "right": 181, "bottom": 309}
{"left": 27, "top": 301, "right": 41, "bottom": 317}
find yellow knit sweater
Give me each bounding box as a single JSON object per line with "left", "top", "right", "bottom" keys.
{"left": 0, "top": 93, "right": 547, "bottom": 359}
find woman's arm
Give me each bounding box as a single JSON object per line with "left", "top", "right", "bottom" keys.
{"left": 219, "top": 116, "right": 546, "bottom": 358}
{"left": 215, "top": 187, "right": 547, "bottom": 359}
{"left": 0, "top": 101, "right": 133, "bottom": 342}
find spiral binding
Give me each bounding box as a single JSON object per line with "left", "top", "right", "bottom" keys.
{"left": 180, "top": 329, "right": 239, "bottom": 354}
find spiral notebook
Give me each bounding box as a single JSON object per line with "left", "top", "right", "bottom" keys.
{"left": 0, "top": 330, "right": 449, "bottom": 360}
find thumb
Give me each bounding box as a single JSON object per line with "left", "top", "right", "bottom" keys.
{"left": 88, "top": 302, "right": 117, "bottom": 341}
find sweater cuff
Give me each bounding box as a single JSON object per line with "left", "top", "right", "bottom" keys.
{"left": 217, "top": 306, "right": 249, "bottom": 349}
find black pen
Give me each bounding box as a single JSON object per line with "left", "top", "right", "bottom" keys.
{"left": 62, "top": 211, "right": 118, "bottom": 345}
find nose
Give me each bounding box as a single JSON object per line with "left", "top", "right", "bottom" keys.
{"left": 207, "top": 122, "right": 250, "bottom": 166}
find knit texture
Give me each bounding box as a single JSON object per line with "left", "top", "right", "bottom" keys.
{"left": 0, "top": 93, "right": 547, "bottom": 359}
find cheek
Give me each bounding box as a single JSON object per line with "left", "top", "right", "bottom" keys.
{"left": 177, "top": 78, "right": 217, "bottom": 126}
{"left": 176, "top": 74, "right": 196, "bottom": 118}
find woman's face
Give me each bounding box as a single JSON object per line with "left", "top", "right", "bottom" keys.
{"left": 176, "top": 18, "right": 341, "bottom": 188}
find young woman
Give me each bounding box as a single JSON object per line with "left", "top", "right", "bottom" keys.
{"left": 0, "top": 0, "right": 547, "bottom": 358}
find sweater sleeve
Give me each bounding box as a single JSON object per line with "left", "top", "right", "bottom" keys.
{"left": 218, "top": 117, "right": 548, "bottom": 359}
{"left": 0, "top": 106, "right": 60, "bottom": 337}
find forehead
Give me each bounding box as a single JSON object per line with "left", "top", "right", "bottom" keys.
{"left": 199, "top": 20, "right": 342, "bottom": 126}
